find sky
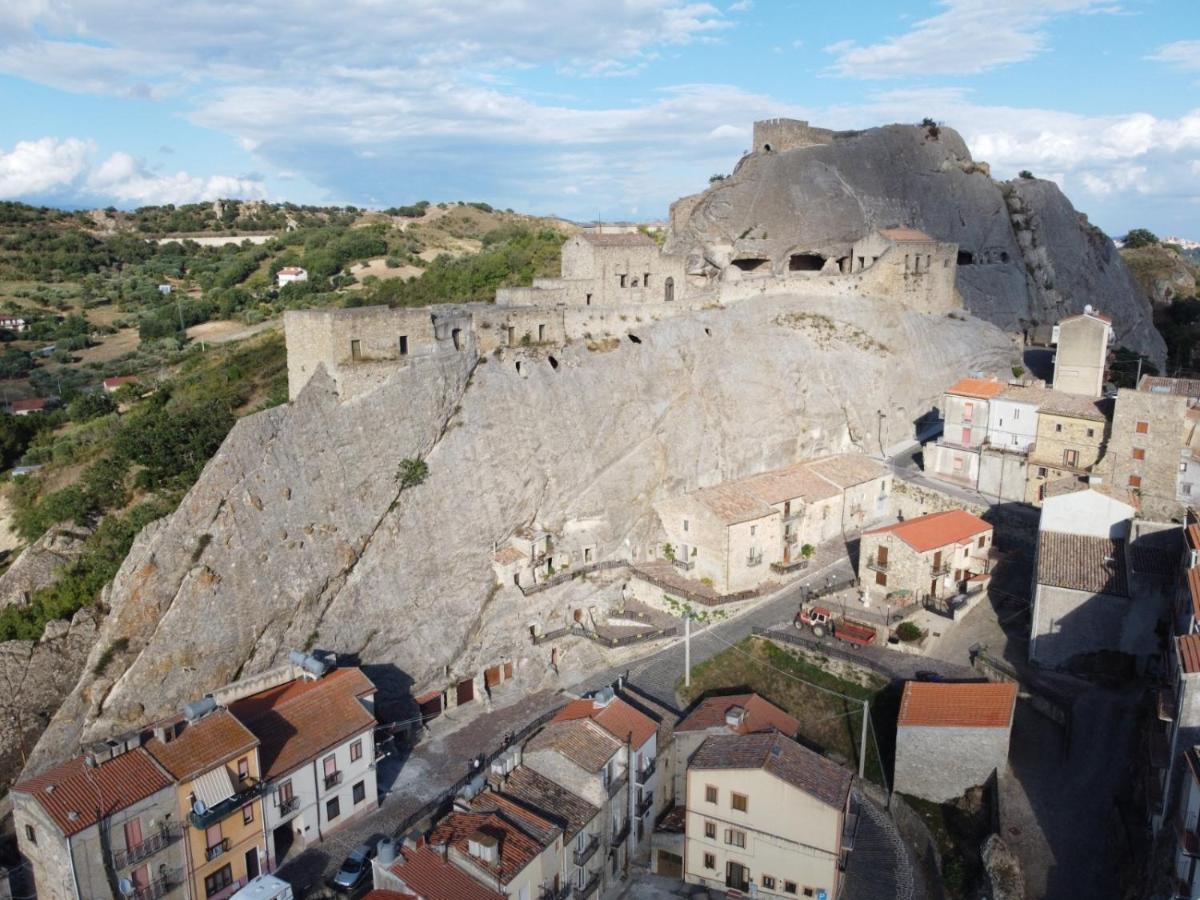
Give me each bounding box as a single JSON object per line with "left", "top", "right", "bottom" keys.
{"left": 0, "top": 0, "right": 1196, "bottom": 236}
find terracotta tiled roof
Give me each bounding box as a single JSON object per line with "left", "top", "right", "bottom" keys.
{"left": 363, "top": 891, "right": 417, "bottom": 900}
{"left": 865, "top": 509, "right": 991, "bottom": 554}
{"left": 692, "top": 482, "right": 775, "bottom": 525}
{"left": 469, "top": 791, "right": 561, "bottom": 847}
{"left": 1188, "top": 525, "right": 1200, "bottom": 553}
{"left": 617, "top": 686, "right": 680, "bottom": 749}
{"left": 1189, "top": 568, "right": 1200, "bottom": 624}
{"left": 1140, "top": 376, "right": 1200, "bottom": 399}
{"left": 553, "top": 696, "right": 658, "bottom": 750}
{"left": 1037, "top": 392, "right": 1108, "bottom": 421}
{"left": 677, "top": 693, "right": 799, "bottom": 737}
{"left": 13, "top": 747, "right": 173, "bottom": 838}
{"left": 898, "top": 682, "right": 1017, "bottom": 729}
{"left": 740, "top": 464, "right": 840, "bottom": 506}
{"left": 388, "top": 846, "right": 504, "bottom": 900}
{"left": 804, "top": 453, "right": 888, "bottom": 489}
{"left": 492, "top": 545, "right": 526, "bottom": 566}
{"left": 689, "top": 731, "right": 852, "bottom": 810}
{"left": 1036, "top": 531, "right": 1128, "bottom": 596}
{"left": 525, "top": 718, "right": 621, "bottom": 772}
{"left": 229, "top": 668, "right": 376, "bottom": 779}
{"left": 10, "top": 398, "right": 49, "bottom": 413}
{"left": 430, "top": 808, "right": 552, "bottom": 886}
{"left": 945, "top": 377, "right": 1004, "bottom": 400}
{"left": 145, "top": 708, "right": 259, "bottom": 782}
{"left": 499, "top": 766, "right": 599, "bottom": 841}
{"left": 879, "top": 227, "right": 934, "bottom": 243}
{"left": 578, "top": 231, "right": 657, "bottom": 248}
{"left": 102, "top": 375, "right": 138, "bottom": 389}
{"left": 1180, "top": 634, "right": 1200, "bottom": 675}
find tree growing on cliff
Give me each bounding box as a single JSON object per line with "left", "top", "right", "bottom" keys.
{"left": 1124, "top": 228, "right": 1159, "bottom": 249}
{"left": 396, "top": 457, "right": 429, "bottom": 489}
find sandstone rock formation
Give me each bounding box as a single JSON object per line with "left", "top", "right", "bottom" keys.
{"left": 0, "top": 524, "right": 92, "bottom": 611}
{"left": 667, "top": 125, "right": 1165, "bottom": 366}
{"left": 24, "top": 293, "right": 1016, "bottom": 776}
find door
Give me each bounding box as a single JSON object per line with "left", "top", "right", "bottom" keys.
{"left": 485, "top": 666, "right": 501, "bottom": 688}
{"left": 878, "top": 546, "right": 888, "bottom": 567}
{"left": 725, "top": 861, "right": 750, "bottom": 892}
{"left": 457, "top": 678, "right": 474, "bottom": 705}
{"left": 131, "top": 865, "right": 149, "bottom": 892}
{"left": 123, "top": 817, "right": 143, "bottom": 856}
{"left": 664, "top": 278, "right": 674, "bottom": 302}
{"left": 246, "top": 847, "right": 260, "bottom": 880}
{"left": 961, "top": 427, "right": 972, "bottom": 446}
{"left": 273, "top": 823, "right": 294, "bottom": 863}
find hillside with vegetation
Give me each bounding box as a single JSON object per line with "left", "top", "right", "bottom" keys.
{"left": 1119, "top": 228, "right": 1200, "bottom": 376}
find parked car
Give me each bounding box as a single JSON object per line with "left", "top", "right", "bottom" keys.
{"left": 331, "top": 844, "right": 374, "bottom": 892}
{"left": 231, "top": 875, "right": 294, "bottom": 900}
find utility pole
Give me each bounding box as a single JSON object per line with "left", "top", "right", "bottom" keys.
{"left": 684, "top": 614, "right": 691, "bottom": 689}
{"left": 1135, "top": 354, "right": 1144, "bottom": 388}
{"left": 858, "top": 699, "right": 870, "bottom": 779}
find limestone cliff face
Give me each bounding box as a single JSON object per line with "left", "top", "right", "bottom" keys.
{"left": 25, "top": 294, "right": 1015, "bottom": 775}
{"left": 666, "top": 124, "right": 1165, "bottom": 366}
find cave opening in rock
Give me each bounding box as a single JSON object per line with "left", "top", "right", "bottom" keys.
{"left": 548, "top": 355, "right": 558, "bottom": 370}
{"left": 957, "top": 250, "right": 974, "bottom": 265}
{"left": 628, "top": 334, "right": 642, "bottom": 344}
{"left": 731, "top": 257, "right": 769, "bottom": 272}
{"left": 788, "top": 253, "right": 825, "bottom": 272}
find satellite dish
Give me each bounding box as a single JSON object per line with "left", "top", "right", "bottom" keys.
{"left": 118, "top": 878, "right": 134, "bottom": 897}
{"left": 192, "top": 799, "right": 208, "bottom": 816}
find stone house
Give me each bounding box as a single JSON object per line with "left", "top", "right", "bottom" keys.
{"left": 926, "top": 376, "right": 1006, "bottom": 489}
{"left": 893, "top": 681, "right": 1018, "bottom": 803}
{"left": 683, "top": 731, "right": 853, "bottom": 899}
{"left": 859, "top": 509, "right": 994, "bottom": 607}
{"left": 275, "top": 266, "right": 307, "bottom": 288}
{"left": 228, "top": 667, "right": 378, "bottom": 865}
{"left": 1025, "top": 392, "right": 1110, "bottom": 505}
{"left": 654, "top": 454, "right": 891, "bottom": 594}
{"left": 522, "top": 717, "right": 633, "bottom": 894}
{"left": 11, "top": 745, "right": 187, "bottom": 900}
{"left": 144, "top": 708, "right": 268, "bottom": 900}
{"left": 1170, "top": 747, "right": 1200, "bottom": 900}
{"left": 976, "top": 382, "right": 1048, "bottom": 502}
{"left": 1107, "top": 376, "right": 1199, "bottom": 521}
{"left": 1051, "top": 307, "right": 1112, "bottom": 398}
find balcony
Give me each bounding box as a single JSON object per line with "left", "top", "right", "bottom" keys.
{"left": 635, "top": 758, "right": 657, "bottom": 785}
{"left": 610, "top": 819, "right": 630, "bottom": 846}
{"left": 572, "top": 833, "right": 600, "bottom": 867}
{"left": 1178, "top": 817, "right": 1200, "bottom": 858}
{"left": 606, "top": 771, "right": 628, "bottom": 799}
{"left": 746, "top": 553, "right": 763, "bottom": 568}
{"left": 205, "top": 837, "right": 231, "bottom": 862}
{"left": 573, "top": 871, "right": 601, "bottom": 899}
{"left": 133, "top": 869, "right": 183, "bottom": 900}
{"left": 770, "top": 557, "right": 809, "bottom": 575}
{"left": 930, "top": 562, "right": 951, "bottom": 577}
{"left": 670, "top": 557, "right": 694, "bottom": 572}
{"left": 113, "top": 825, "right": 180, "bottom": 869}
{"left": 866, "top": 557, "right": 889, "bottom": 573}
{"left": 188, "top": 781, "right": 263, "bottom": 830}
{"left": 277, "top": 795, "right": 300, "bottom": 817}
{"left": 541, "top": 885, "right": 572, "bottom": 900}
{"left": 324, "top": 771, "right": 343, "bottom": 791}
{"left": 636, "top": 793, "right": 654, "bottom": 817}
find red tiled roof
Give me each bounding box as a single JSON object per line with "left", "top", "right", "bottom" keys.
{"left": 898, "top": 682, "right": 1017, "bottom": 728}
{"left": 945, "top": 376, "right": 1004, "bottom": 400}
{"left": 677, "top": 692, "right": 799, "bottom": 737}
{"left": 230, "top": 668, "right": 376, "bottom": 779}
{"left": 10, "top": 398, "right": 49, "bottom": 412}
{"left": 145, "top": 708, "right": 259, "bottom": 782}
{"left": 524, "top": 718, "right": 621, "bottom": 772}
{"left": 430, "top": 809, "right": 549, "bottom": 886}
{"left": 1188, "top": 568, "right": 1200, "bottom": 624}
{"left": 1187, "top": 524, "right": 1200, "bottom": 553}
{"left": 689, "top": 731, "right": 853, "bottom": 810}
{"left": 363, "top": 892, "right": 417, "bottom": 900}
{"left": 1180, "top": 634, "right": 1200, "bottom": 675}
{"left": 865, "top": 509, "right": 991, "bottom": 553}
{"left": 13, "top": 747, "right": 173, "bottom": 837}
{"left": 553, "top": 696, "right": 658, "bottom": 750}
{"left": 389, "top": 846, "right": 504, "bottom": 900}
{"left": 103, "top": 376, "right": 138, "bottom": 389}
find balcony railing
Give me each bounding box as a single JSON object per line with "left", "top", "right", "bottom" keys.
{"left": 573, "top": 871, "right": 601, "bottom": 899}
{"left": 133, "top": 869, "right": 183, "bottom": 900}
{"left": 112, "top": 825, "right": 180, "bottom": 869}
{"left": 770, "top": 557, "right": 809, "bottom": 575}
{"left": 610, "top": 819, "right": 630, "bottom": 846}
{"left": 324, "top": 771, "right": 343, "bottom": 790}
{"left": 670, "top": 556, "right": 694, "bottom": 572}
{"left": 572, "top": 833, "right": 600, "bottom": 867}
{"left": 541, "top": 884, "right": 572, "bottom": 900}
{"left": 277, "top": 795, "right": 300, "bottom": 816}
{"left": 930, "top": 562, "right": 951, "bottom": 577}
{"left": 606, "top": 771, "right": 628, "bottom": 799}
{"left": 205, "top": 837, "right": 230, "bottom": 861}
{"left": 636, "top": 793, "right": 654, "bottom": 817}
{"left": 866, "top": 557, "right": 888, "bottom": 573}
{"left": 635, "top": 758, "right": 657, "bottom": 785}
{"left": 188, "top": 780, "right": 263, "bottom": 830}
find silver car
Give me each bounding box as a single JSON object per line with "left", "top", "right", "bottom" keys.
{"left": 330, "top": 844, "right": 373, "bottom": 892}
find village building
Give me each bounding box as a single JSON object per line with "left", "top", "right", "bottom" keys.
{"left": 103, "top": 375, "right": 138, "bottom": 394}
{"left": 228, "top": 666, "right": 378, "bottom": 865}
{"left": 11, "top": 746, "right": 187, "bottom": 900}
{"left": 653, "top": 454, "right": 891, "bottom": 594}
{"left": 893, "top": 681, "right": 1018, "bottom": 802}
{"left": 1170, "top": 747, "right": 1200, "bottom": 900}
{"left": 10, "top": 397, "right": 50, "bottom": 416}
{"left": 276, "top": 267, "right": 308, "bottom": 288}
{"left": 1051, "top": 307, "right": 1113, "bottom": 398}
{"left": 858, "top": 509, "right": 994, "bottom": 609}
{"left": 144, "top": 707, "right": 268, "bottom": 900}
{"left": 1025, "top": 392, "right": 1110, "bottom": 505}
{"left": 925, "top": 376, "right": 1006, "bottom": 490}
{"left": 683, "top": 731, "right": 853, "bottom": 899}
{"left": 1108, "top": 375, "right": 1200, "bottom": 521}
{"left": 372, "top": 842, "right": 505, "bottom": 900}
{"left": 0, "top": 315, "right": 27, "bottom": 332}
{"left": 977, "top": 382, "right": 1051, "bottom": 502}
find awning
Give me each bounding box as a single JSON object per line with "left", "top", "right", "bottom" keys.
{"left": 192, "top": 766, "right": 237, "bottom": 810}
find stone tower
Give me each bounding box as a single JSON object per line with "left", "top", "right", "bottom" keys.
{"left": 751, "top": 118, "right": 835, "bottom": 154}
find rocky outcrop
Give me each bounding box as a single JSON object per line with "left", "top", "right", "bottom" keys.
{"left": 982, "top": 833, "right": 1026, "bottom": 900}
{"left": 1121, "top": 243, "right": 1198, "bottom": 305}
{"left": 25, "top": 292, "right": 1017, "bottom": 775}
{"left": 666, "top": 124, "right": 1165, "bottom": 366}
{"left": 0, "top": 524, "right": 92, "bottom": 611}
{"left": 0, "top": 609, "right": 99, "bottom": 790}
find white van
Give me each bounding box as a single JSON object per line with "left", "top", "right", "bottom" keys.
{"left": 230, "top": 874, "right": 295, "bottom": 900}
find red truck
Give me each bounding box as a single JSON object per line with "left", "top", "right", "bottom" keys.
{"left": 794, "top": 604, "right": 877, "bottom": 646}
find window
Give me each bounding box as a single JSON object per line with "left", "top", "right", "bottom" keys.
{"left": 725, "top": 828, "right": 746, "bottom": 848}
{"left": 237, "top": 757, "right": 249, "bottom": 782}
{"left": 204, "top": 864, "right": 233, "bottom": 898}
{"left": 750, "top": 525, "right": 756, "bottom": 537}
{"left": 1183, "top": 462, "right": 1190, "bottom": 473}
{"left": 585, "top": 293, "right": 592, "bottom": 305}
{"left": 1037, "top": 467, "right": 1047, "bottom": 478}
{"left": 1185, "top": 484, "right": 1193, "bottom": 496}
{"left": 397, "top": 335, "right": 409, "bottom": 356}
{"left": 205, "top": 824, "right": 222, "bottom": 852}
{"left": 704, "top": 821, "right": 717, "bottom": 839}
{"left": 326, "top": 797, "right": 340, "bottom": 821}
{"left": 977, "top": 536, "right": 985, "bottom": 548}
{"left": 1014, "top": 409, "right": 1020, "bottom": 420}
{"left": 704, "top": 853, "right": 716, "bottom": 870}
{"left": 24, "top": 824, "right": 35, "bottom": 845}
{"left": 644, "top": 273, "right": 651, "bottom": 287}
{"left": 1063, "top": 449, "right": 1078, "bottom": 467}
{"left": 1136, "top": 421, "right": 1149, "bottom": 434}
{"left": 1129, "top": 475, "right": 1142, "bottom": 488}
{"left": 875, "top": 571, "right": 887, "bottom": 587}
{"left": 1086, "top": 428, "right": 1095, "bottom": 438}
{"left": 277, "top": 780, "right": 294, "bottom": 807}
{"left": 731, "top": 792, "right": 748, "bottom": 812}
{"left": 353, "top": 780, "right": 366, "bottom": 805}
{"left": 804, "top": 890, "right": 815, "bottom": 898}
{"left": 619, "top": 274, "right": 628, "bottom": 288}
{"left": 1133, "top": 447, "right": 1146, "bottom": 460}
{"left": 784, "top": 883, "right": 797, "bottom": 895}
{"left": 324, "top": 754, "right": 338, "bottom": 779}
{"left": 683, "top": 519, "right": 689, "bottom": 532}
{"left": 1054, "top": 423, "right": 1063, "bottom": 433}
{"left": 763, "top": 876, "right": 777, "bottom": 890}
{"left": 350, "top": 739, "right": 363, "bottom": 762}
{"left": 952, "top": 457, "right": 963, "bottom": 472}
{"left": 350, "top": 339, "right": 361, "bottom": 361}
{"left": 242, "top": 804, "right": 254, "bottom": 826}
{"left": 705, "top": 785, "right": 718, "bottom": 804}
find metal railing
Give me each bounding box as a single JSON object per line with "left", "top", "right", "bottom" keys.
{"left": 541, "top": 884, "right": 572, "bottom": 900}
{"left": 670, "top": 557, "right": 694, "bottom": 572}
{"left": 324, "top": 771, "right": 343, "bottom": 790}
{"left": 133, "top": 870, "right": 183, "bottom": 900}
{"left": 205, "top": 837, "right": 230, "bottom": 861}
{"left": 573, "top": 871, "right": 601, "bottom": 899}
{"left": 112, "top": 825, "right": 179, "bottom": 869}
{"left": 278, "top": 795, "right": 300, "bottom": 816}
{"left": 636, "top": 793, "right": 654, "bottom": 817}
{"left": 866, "top": 557, "right": 888, "bottom": 573}
{"left": 610, "top": 819, "right": 630, "bottom": 845}
{"left": 572, "top": 833, "right": 600, "bottom": 867}
{"left": 746, "top": 553, "right": 763, "bottom": 567}
{"left": 930, "top": 562, "right": 951, "bottom": 577}
{"left": 635, "top": 758, "right": 656, "bottom": 785}
{"left": 606, "top": 771, "right": 628, "bottom": 799}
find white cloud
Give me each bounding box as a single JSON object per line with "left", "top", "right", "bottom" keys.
{"left": 1150, "top": 40, "right": 1200, "bottom": 73}
{"left": 0, "top": 138, "right": 267, "bottom": 205}
{"left": 825, "top": 0, "right": 1115, "bottom": 78}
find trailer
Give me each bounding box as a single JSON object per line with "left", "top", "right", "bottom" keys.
{"left": 794, "top": 604, "right": 877, "bottom": 646}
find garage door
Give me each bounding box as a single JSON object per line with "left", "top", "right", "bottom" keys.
{"left": 656, "top": 850, "right": 682, "bottom": 879}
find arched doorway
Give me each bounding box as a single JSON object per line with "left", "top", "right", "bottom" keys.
{"left": 664, "top": 277, "right": 674, "bottom": 302}
{"left": 451, "top": 328, "right": 463, "bottom": 350}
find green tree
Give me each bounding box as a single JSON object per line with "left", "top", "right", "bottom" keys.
{"left": 396, "top": 457, "right": 429, "bottom": 489}
{"left": 114, "top": 399, "right": 234, "bottom": 489}
{"left": 1124, "top": 228, "right": 1159, "bottom": 249}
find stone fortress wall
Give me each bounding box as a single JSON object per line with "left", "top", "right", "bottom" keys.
{"left": 752, "top": 118, "right": 836, "bottom": 153}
